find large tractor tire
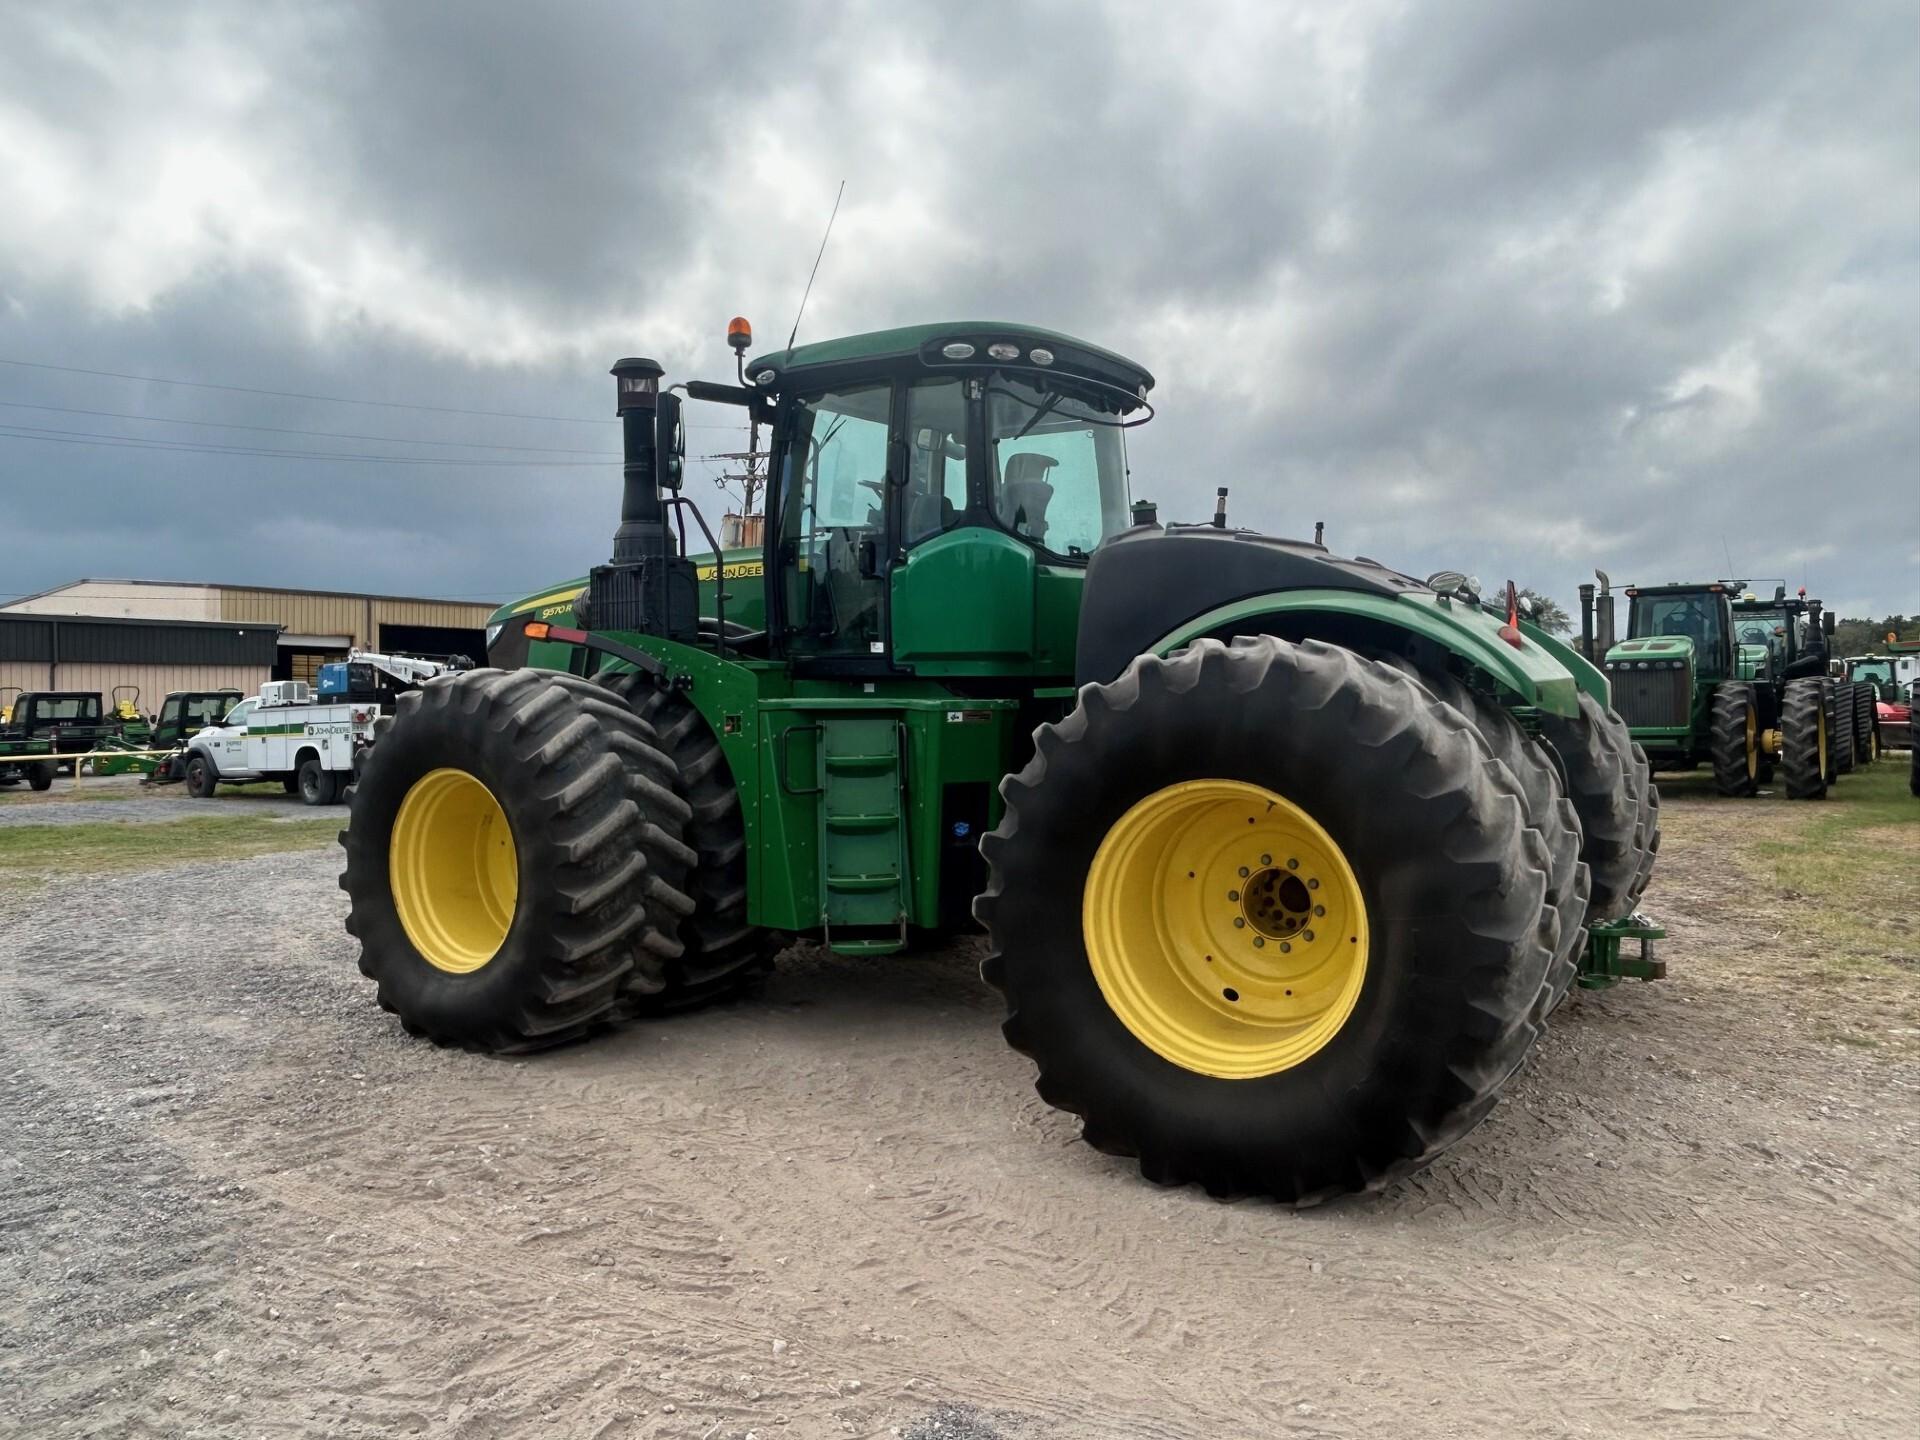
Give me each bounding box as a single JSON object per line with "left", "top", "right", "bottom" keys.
{"left": 1910, "top": 706, "right": 1918, "bottom": 797}
{"left": 976, "top": 637, "right": 1563, "bottom": 1205}
{"left": 1827, "top": 680, "right": 1854, "bottom": 776}
{"left": 1853, "top": 684, "right": 1880, "bottom": 765}
{"left": 595, "top": 671, "right": 783, "bottom": 1010}
{"left": 1781, "top": 677, "right": 1829, "bottom": 800}
{"left": 1628, "top": 742, "right": 1660, "bottom": 906}
{"left": 1709, "top": 683, "right": 1761, "bottom": 797}
{"left": 1382, "top": 660, "right": 1588, "bottom": 1012}
{"left": 341, "top": 668, "right": 694, "bottom": 1052}
{"left": 1538, "top": 692, "right": 1657, "bottom": 921}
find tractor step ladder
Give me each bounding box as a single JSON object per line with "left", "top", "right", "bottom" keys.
{"left": 816, "top": 715, "right": 910, "bottom": 955}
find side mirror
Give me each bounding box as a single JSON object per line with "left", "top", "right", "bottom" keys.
{"left": 857, "top": 538, "right": 880, "bottom": 578}
{"left": 655, "top": 392, "right": 685, "bottom": 492}
{"left": 1822, "top": 610, "right": 1836, "bottom": 637}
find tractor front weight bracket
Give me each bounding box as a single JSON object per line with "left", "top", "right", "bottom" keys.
{"left": 1578, "top": 914, "right": 1667, "bottom": 990}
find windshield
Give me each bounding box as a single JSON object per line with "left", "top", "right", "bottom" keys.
{"left": 1632, "top": 595, "right": 1725, "bottom": 655}
{"left": 985, "top": 377, "right": 1129, "bottom": 559}
{"left": 1850, "top": 660, "right": 1895, "bottom": 684}
{"left": 169, "top": 694, "right": 236, "bottom": 728}
{"left": 1734, "top": 606, "right": 1794, "bottom": 669}
{"left": 30, "top": 696, "right": 101, "bottom": 723}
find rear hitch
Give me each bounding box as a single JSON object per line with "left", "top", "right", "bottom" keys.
{"left": 1578, "top": 914, "right": 1667, "bottom": 990}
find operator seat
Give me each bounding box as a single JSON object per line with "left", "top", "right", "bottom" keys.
{"left": 999, "top": 452, "right": 1058, "bottom": 545}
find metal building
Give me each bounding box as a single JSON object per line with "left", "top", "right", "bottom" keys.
{"left": 0, "top": 611, "right": 281, "bottom": 705}
{"left": 2, "top": 579, "right": 494, "bottom": 685}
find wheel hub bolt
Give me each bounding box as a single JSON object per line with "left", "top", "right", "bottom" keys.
{"left": 1233, "top": 917, "right": 1245, "bottom": 928}
{"left": 1287, "top": 858, "right": 1299, "bottom": 870}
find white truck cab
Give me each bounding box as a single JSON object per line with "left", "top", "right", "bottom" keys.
{"left": 184, "top": 681, "right": 378, "bottom": 805}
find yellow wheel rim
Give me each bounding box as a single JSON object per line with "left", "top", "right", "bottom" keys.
{"left": 1818, "top": 706, "right": 1829, "bottom": 775}
{"left": 1083, "top": 779, "right": 1370, "bottom": 1080}
{"left": 390, "top": 768, "right": 519, "bottom": 974}
{"left": 1744, "top": 707, "right": 1758, "bottom": 782}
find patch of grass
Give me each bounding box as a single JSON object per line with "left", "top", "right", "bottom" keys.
{"left": 0, "top": 813, "right": 341, "bottom": 889}
{"left": 1742, "top": 762, "right": 1919, "bottom": 970}
{"left": 0, "top": 778, "right": 288, "bottom": 805}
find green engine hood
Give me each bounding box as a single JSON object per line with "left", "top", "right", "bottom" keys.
{"left": 1606, "top": 635, "right": 1694, "bottom": 666}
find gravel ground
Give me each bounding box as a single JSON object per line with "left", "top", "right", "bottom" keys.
{"left": 0, "top": 774, "right": 320, "bottom": 826}
{"left": 0, "top": 784, "right": 1914, "bottom": 1438}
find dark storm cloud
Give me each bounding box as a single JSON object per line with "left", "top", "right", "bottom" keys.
{"left": 0, "top": 0, "right": 1914, "bottom": 618}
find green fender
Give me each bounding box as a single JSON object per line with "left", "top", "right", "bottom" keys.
{"left": 1150, "top": 589, "right": 1594, "bottom": 718}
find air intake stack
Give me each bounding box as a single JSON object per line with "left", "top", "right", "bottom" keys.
{"left": 584, "top": 357, "right": 698, "bottom": 640}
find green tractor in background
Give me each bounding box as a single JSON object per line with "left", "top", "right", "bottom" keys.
{"left": 1585, "top": 577, "right": 1865, "bottom": 800}
{"left": 1730, "top": 585, "right": 1880, "bottom": 782}
{"left": 340, "top": 320, "right": 1659, "bottom": 1204}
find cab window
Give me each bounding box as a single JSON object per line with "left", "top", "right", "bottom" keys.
{"left": 985, "top": 377, "right": 1129, "bottom": 559}
{"left": 902, "top": 378, "right": 967, "bottom": 546}
{"left": 222, "top": 699, "right": 258, "bottom": 727}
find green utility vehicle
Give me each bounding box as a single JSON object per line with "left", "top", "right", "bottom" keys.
{"left": 341, "top": 320, "right": 1659, "bottom": 1204}
{"left": 91, "top": 689, "right": 246, "bottom": 779}
{"left": 0, "top": 691, "right": 117, "bottom": 790}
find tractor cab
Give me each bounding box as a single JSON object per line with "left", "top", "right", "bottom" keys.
{"left": 1623, "top": 583, "right": 1736, "bottom": 678}
{"left": 746, "top": 323, "right": 1150, "bottom": 679}
{"left": 1730, "top": 585, "right": 1833, "bottom": 682}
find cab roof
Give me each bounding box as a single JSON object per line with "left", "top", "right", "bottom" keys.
{"left": 746, "top": 321, "right": 1155, "bottom": 406}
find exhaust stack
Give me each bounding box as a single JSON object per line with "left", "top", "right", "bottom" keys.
{"left": 583, "top": 357, "right": 698, "bottom": 640}
{"left": 1593, "top": 569, "right": 1617, "bottom": 655}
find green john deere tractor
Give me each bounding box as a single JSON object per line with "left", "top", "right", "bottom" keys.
{"left": 1588, "top": 578, "right": 1858, "bottom": 800}
{"left": 341, "top": 320, "right": 1660, "bottom": 1203}
{"left": 1729, "top": 585, "right": 1879, "bottom": 788}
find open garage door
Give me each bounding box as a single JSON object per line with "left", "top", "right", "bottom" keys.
{"left": 378, "top": 623, "right": 486, "bottom": 666}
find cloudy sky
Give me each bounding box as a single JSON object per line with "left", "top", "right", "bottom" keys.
{"left": 1, "top": 1, "right": 1915, "bottom": 621}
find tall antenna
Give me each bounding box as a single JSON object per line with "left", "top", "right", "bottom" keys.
{"left": 786, "top": 180, "right": 846, "bottom": 353}
{"left": 1721, "top": 533, "right": 1734, "bottom": 579}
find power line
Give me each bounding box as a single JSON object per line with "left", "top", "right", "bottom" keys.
{"left": 0, "top": 356, "right": 618, "bottom": 425}
{"left": 0, "top": 423, "right": 612, "bottom": 466}
{"left": 0, "top": 399, "right": 615, "bottom": 455}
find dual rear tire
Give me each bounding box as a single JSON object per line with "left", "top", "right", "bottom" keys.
{"left": 976, "top": 637, "right": 1603, "bottom": 1205}
{"left": 342, "top": 667, "right": 776, "bottom": 1051}
{"left": 341, "top": 669, "right": 697, "bottom": 1051}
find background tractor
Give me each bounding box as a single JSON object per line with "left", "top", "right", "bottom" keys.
{"left": 1586, "top": 578, "right": 1866, "bottom": 800}
{"left": 1731, "top": 585, "right": 1880, "bottom": 782}
{"left": 340, "top": 320, "right": 1658, "bottom": 1204}
{"left": 1845, "top": 649, "right": 1917, "bottom": 757}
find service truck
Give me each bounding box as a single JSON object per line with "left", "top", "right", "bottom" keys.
{"left": 183, "top": 681, "right": 377, "bottom": 805}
